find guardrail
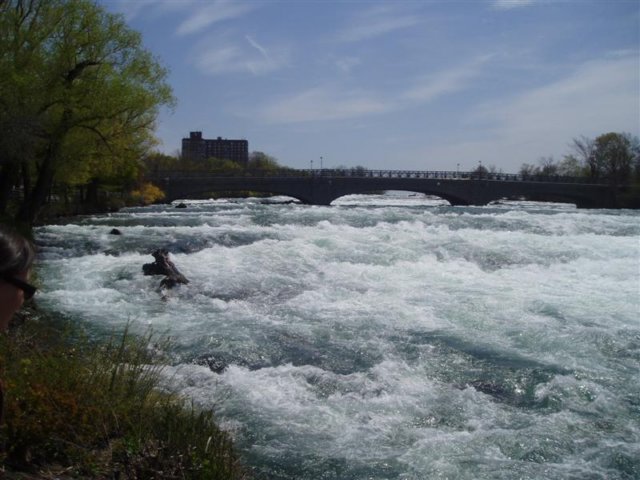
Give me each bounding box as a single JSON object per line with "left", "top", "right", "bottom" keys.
{"left": 148, "top": 169, "right": 606, "bottom": 185}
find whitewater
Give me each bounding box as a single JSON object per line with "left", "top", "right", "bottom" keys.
{"left": 34, "top": 194, "right": 639, "bottom": 479}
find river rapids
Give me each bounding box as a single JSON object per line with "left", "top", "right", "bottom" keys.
{"left": 34, "top": 194, "right": 639, "bottom": 479}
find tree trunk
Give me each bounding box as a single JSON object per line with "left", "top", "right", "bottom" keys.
{"left": 86, "top": 178, "right": 99, "bottom": 207}
{"left": 0, "top": 162, "right": 18, "bottom": 216}
{"left": 16, "top": 156, "right": 54, "bottom": 225}
{"left": 21, "top": 161, "right": 31, "bottom": 196}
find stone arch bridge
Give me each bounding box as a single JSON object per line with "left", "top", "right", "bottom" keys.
{"left": 149, "top": 169, "right": 623, "bottom": 209}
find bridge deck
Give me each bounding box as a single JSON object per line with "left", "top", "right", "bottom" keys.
{"left": 149, "top": 169, "right": 623, "bottom": 209}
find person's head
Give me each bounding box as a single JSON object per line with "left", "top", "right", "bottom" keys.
{"left": 0, "top": 226, "right": 36, "bottom": 331}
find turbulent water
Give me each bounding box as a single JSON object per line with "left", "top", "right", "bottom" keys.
{"left": 34, "top": 194, "right": 639, "bottom": 479}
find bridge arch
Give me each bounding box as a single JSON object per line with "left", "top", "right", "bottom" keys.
{"left": 324, "top": 189, "right": 469, "bottom": 206}
{"left": 483, "top": 191, "right": 599, "bottom": 209}
{"left": 167, "top": 186, "right": 308, "bottom": 204}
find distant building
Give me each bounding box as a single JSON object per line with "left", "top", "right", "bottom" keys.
{"left": 181, "top": 131, "right": 248, "bottom": 166}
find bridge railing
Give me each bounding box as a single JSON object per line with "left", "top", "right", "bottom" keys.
{"left": 150, "top": 169, "right": 602, "bottom": 185}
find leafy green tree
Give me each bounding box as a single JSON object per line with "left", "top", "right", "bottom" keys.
{"left": 518, "top": 132, "right": 638, "bottom": 184}
{"left": 141, "top": 152, "right": 180, "bottom": 176}
{"left": 569, "top": 132, "right": 638, "bottom": 183}
{"left": 557, "top": 155, "right": 585, "bottom": 177}
{"left": 201, "top": 157, "right": 243, "bottom": 174}
{"left": 592, "top": 132, "right": 636, "bottom": 184}
{"left": 248, "top": 151, "right": 281, "bottom": 170}
{"left": 0, "top": 0, "right": 174, "bottom": 224}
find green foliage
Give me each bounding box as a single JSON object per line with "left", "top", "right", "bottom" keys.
{"left": 519, "top": 132, "right": 639, "bottom": 184}
{"left": 593, "top": 132, "right": 636, "bottom": 184}
{"left": 141, "top": 152, "right": 181, "bottom": 175}
{"left": 0, "top": 314, "right": 245, "bottom": 479}
{"left": 0, "top": 0, "right": 175, "bottom": 223}
{"left": 197, "top": 158, "right": 244, "bottom": 174}
{"left": 142, "top": 150, "right": 292, "bottom": 177}
{"left": 248, "top": 152, "right": 280, "bottom": 171}
{"left": 556, "top": 155, "right": 586, "bottom": 177}
{"left": 569, "top": 132, "right": 639, "bottom": 183}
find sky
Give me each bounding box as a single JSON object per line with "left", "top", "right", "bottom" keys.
{"left": 102, "top": 0, "right": 639, "bottom": 173}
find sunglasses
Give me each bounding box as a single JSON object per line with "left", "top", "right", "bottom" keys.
{"left": 1, "top": 274, "right": 37, "bottom": 300}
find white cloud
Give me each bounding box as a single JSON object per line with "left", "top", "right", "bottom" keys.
{"left": 176, "top": 0, "right": 256, "bottom": 36}
{"left": 252, "top": 56, "right": 493, "bottom": 124}
{"left": 479, "top": 53, "right": 639, "bottom": 138}
{"left": 335, "top": 57, "right": 362, "bottom": 74}
{"left": 256, "top": 87, "right": 390, "bottom": 123}
{"left": 193, "top": 36, "right": 289, "bottom": 76}
{"left": 402, "top": 55, "right": 494, "bottom": 103}
{"left": 415, "top": 52, "right": 640, "bottom": 171}
{"left": 337, "top": 5, "right": 421, "bottom": 42}
{"left": 246, "top": 36, "right": 268, "bottom": 58}
{"left": 492, "top": 0, "right": 535, "bottom": 10}
{"left": 195, "top": 45, "right": 243, "bottom": 74}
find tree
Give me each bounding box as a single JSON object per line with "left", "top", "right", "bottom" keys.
{"left": 570, "top": 136, "right": 597, "bottom": 178}
{"left": 472, "top": 163, "right": 488, "bottom": 178}
{"left": 0, "top": 0, "right": 174, "bottom": 224}
{"left": 141, "top": 152, "right": 180, "bottom": 176}
{"left": 519, "top": 163, "right": 537, "bottom": 178}
{"left": 557, "top": 155, "right": 584, "bottom": 177}
{"left": 248, "top": 151, "right": 281, "bottom": 170}
{"left": 537, "top": 156, "right": 559, "bottom": 176}
{"left": 592, "top": 132, "right": 636, "bottom": 185}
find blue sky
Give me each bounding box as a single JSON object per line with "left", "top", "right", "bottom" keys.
{"left": 103, "top": 0, "right": 639, "bottom": 172}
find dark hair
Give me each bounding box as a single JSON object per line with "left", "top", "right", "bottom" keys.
{"left": 0, "top": 225, "right": 36, "bottom": 277}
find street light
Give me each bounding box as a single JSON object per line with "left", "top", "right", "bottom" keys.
{"left": 320, "top": 156, "right": 323, "bottom": 170}
{"left": 311, "top": 159, "right": 314, "bottom": 170}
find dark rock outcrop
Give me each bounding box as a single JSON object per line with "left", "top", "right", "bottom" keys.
{"left": 143, "top": 249, "right": 189, "bottom": 289}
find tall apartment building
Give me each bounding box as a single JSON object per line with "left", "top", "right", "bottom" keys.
{"left": 181, "top": 131, "right": 249, "bottom": 166}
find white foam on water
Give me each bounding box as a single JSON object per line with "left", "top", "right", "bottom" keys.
{"left": 34, "top": 199, "right": 640, "bottom": 479}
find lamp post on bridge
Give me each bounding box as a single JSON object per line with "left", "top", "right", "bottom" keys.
{"left": 320, "top": 156, "right": 323, "bottom": 171}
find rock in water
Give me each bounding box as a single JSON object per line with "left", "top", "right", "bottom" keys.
{"left": 142, "top": 249, "right": 189, "bottom": 288}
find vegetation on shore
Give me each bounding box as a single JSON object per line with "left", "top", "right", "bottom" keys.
{"left": 0, "top": 306, "right": 246, "bottom": 479}
{"left": 518, "top": 132, "right": 640, "bottom": 183}
{"left": 0, "top": 0, "right": 175, "bottom": 227}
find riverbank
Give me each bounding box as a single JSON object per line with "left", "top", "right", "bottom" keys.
{"left": 0, "top": 303, "right": 247, "bottom": 479}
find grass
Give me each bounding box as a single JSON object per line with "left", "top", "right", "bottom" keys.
{"left": 0, "top": 306, "right": 247, "bottom": 479}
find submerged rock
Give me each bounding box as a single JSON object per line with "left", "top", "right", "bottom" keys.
{"left": 193, "top": 354, "right": 229, "bottom": 374}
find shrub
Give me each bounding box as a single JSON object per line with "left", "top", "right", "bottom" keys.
{"left": 0, "top": 312, "right": 245, "bottom": 479}
{"left": 129, "top": 183, "right": 166, "bottom": 205}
